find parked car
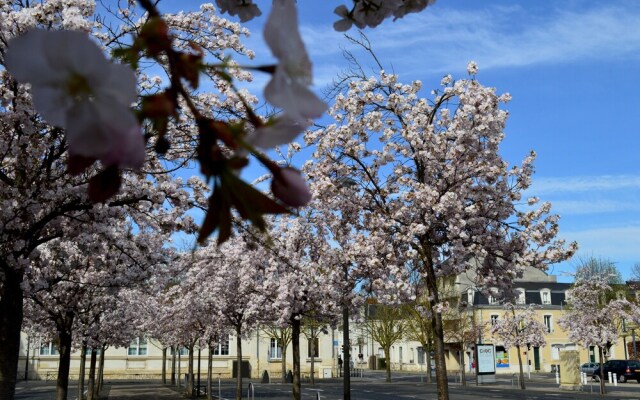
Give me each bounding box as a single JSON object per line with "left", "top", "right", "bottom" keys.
{"left": 580, "top": 362, "right": 600, "bottom": 375}
{"left": 592, "top": 360, "right": 640, "bottom": 383}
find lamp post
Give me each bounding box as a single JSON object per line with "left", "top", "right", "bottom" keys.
{"left": 335, "top": 175, "right": 358, "bottom": 400}
{"left": 633, "top": 329, "right": 638, "bottom": 360}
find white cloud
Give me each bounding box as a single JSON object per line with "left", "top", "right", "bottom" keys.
{"left": 300, "top": 2, "right": 640, "bottom": 76}
{"left": 549, "top": 199, "right": 640, "bottom": 215}
{"left": 529, "top": 175, "right": 640, "bottom": 195}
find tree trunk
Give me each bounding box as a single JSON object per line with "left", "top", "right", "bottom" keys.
{"left": 197, "top": 347, "right": 201, "bottom": 396}
{"left": 459, "top": 346, "right": 466, "bottom": 387}
{"left": 178, "top": 350, "right": 182, "bottom": 388}
{"left": 515, "top": 345, "right": 525, "bottom": 389}
{"left": 292, "top": 318, "right": 301, "bottom": 400}
{"left": 97, "top": 345, "right": 106, "bottom": 394}
{"left": 425, "top": 340, "right": 433, "bottom": 384}
{"left": 424, "top": 256, "right": 450, "bottom": 400}
{"left": 384, "top": 347, "right": 391, "bottom": 382}
{"left": 55, "top": 324, "right": 74, "bottom": 400}
{"left": 0, "top": 264, "right": 24, "bottom": 400}
{"left": 310, "top": 332, "right": 315, "bottom": 385}
{"left": 78, "top": 344, "right": 87, "bottom": 400}
{"left": 207, "top": 345, "right": 213, "bottom": 400}
{"left": 187, "top": 343, "right": 194, "bottom": 397}
{"left": 162, "top": 347, "right": 167, "bottom": 384}
{"left": 281, "top": 340, "right": 287, "bottom": 384}
{"left": 431, "top": 311, "right": 449, "bottom": 400}
{"left": 235, "top": 328, "right": 243, "bottom": 400}
{"left": 86, "top": 349, "right": 97, "bottom": 400}
{"left": 599, "top": 346, "right": 606, "bottom": 394}
{"left": 171, "top": 346, "right": 176, "bottom": 385}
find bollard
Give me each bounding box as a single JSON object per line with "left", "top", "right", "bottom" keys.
{"left": 613, "top": 373, "right": 617, "bottom": 386}
{"left": 608, "top": 371, "right": 612, "bottom": 384}
{"left": 218, "top": 374, "right": 222, "bottom": 400}
{"left": 247, "top": 382, "right": 255, "bottom": 400}
{"left": 316, "top": 392, "right": 321, "bottom": 400}
{"left": 555, "top": 370, "right": 559, "bottom": 384}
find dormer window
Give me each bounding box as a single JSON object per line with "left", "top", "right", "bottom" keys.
{"left": 488, "top": 288, "right": 499, "bottom": 304}
{"left": 541, "top": 289, "right": 551, "bottom": 305}
{"left": 516, "top": 288, "right": 526, "bottom": 305}
{"left": 467, "top": 289, "right": 474, "bottom": 305}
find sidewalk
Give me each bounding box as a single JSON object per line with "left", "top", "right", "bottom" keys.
{"left": 104, "top": 381, "right": 185, "bottom": 400}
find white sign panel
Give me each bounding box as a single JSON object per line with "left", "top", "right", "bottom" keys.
{"left": 476, "top": 344, "right": 496, "bottom": 375}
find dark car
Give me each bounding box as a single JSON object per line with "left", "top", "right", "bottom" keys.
{"left": 592, "top": 360, "right": 640, "bottom": 383}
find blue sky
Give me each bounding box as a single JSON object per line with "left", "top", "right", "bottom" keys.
{"left": 172, "top": 1, "right": 640, "bottom": 281}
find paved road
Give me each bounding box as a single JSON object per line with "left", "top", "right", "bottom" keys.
{"left": 14, "top": 372, "right": 640, "bottom": 400}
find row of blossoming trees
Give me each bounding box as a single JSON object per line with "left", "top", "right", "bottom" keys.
{"left": 0, "top": 1, "right": 581, "bottom": 400}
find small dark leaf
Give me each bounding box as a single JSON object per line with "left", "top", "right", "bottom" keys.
{"left": 198, "top": 185, "right": 223, "bottom": 245}
{"left": 88, "top": 167, "right": 122, "bottom": 203}
{"left": 255, "top": 64, "right": 277, "bottom": 74}
{"left": 155, "top": 136, "right": 170, "bottom": 155}
{"left": 67, "top": 154, "right": 95, "bottom": 176}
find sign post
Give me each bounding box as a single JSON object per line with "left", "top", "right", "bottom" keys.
{"left": 475, "top": 344, "right": 496, "bottom": 384}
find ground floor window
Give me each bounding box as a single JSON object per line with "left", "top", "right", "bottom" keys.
{"left": 213, "top": 336, "right": 230, "bottom": 356}
{"left": 170, "top": 346, "right": 188, "bottom": 356}
{"left": 39, "top": 342, "right": 59, "bottom": 356}
{"left": 307, "top": 337, "right": 319, "bottom": 358}
{"left": 270, "top": 338, "right": 282, "bottom": 359}
{"left": 128, "top": 337, "right": 147, "bottom": 356}
{"left": 417, "top": 347, "right": 425, "bottom": 364}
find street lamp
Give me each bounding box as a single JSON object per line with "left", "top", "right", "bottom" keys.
{"left": 334, "top": 175, "right": 358, "bottom": 400}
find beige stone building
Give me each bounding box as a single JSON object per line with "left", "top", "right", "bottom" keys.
{"left": 16, "top": 268, "right": 640, "bottom": 381}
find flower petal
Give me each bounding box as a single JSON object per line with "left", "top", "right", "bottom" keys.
{"left": 265, "top": 69, "right": 327, "bottom": 121}
{"left": 5, "top": 29, "right": 66, "bottom": 85}
{"left": 30, "top": 86, "right": 73, "bottom": 127}
{"left": 264, "top": 0, "right": 306, "bottom": 63}
{"left": 250, "top": 115, "right": 310, "bottom": 149}
{"left": 100, "top": 63, "right": 138, "bottom": 106}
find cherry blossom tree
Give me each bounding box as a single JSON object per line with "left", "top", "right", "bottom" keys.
{"left": 255, "top": 215, "right": 343, "bottom": 400}
{"left": 558, "top": 275, "right": 627, "bottom": 394}
{"left": 20, "top": 218, "right": 171, "bottom": 400}
{"left": 490, "top": 304, "right": 546, "bottom": 390}
{"left": 305, "top": 55, "right": 577, "bottom": 400}
{"left": 187, "top": 237, "right": 268, "bottom": 400}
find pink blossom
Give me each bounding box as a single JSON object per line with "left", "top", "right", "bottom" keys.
{"left": 5, "top": 29, "right": 144, "bottom": 170}
{"left": 263, "top": 0, "right": 327, "bottom": 123}
{"left": 271, "top": 167, "right": 312, "bottom": 207}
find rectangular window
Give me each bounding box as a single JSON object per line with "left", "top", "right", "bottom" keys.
{"left": 213, "top": 336, "right": 230, "bottom": 356}
{"left": 516, "top": 289, "right": 526, "bottom": 305}
{"left": 488, "top": 295, "right": 497, "bottom": 305}
{"left": 551, "top": 344, "right": 561, "bottom": 360}
{"left": 270, "top": 338, "right": 282, "bottom": 359}
{"left": 307, "top": 337, "right": 319, "bottom": 358}
{"left": 39, "top": 342, "right": 59, "bottom": 356}
{"left": 490, "top": 315, "right": 499, "bottom": 325}
{"left": 84, "top": 347, "right": 102, "bottom": 356}
{"left": 544, "top": 315, "right": 552, "bottom": 333}
{"left": 541, "top": 290, "right": 551, "bottom": 305}
{"left": 128, "top": 337, "right": 148, "bottom": 356}
{"left": 417, "top": 347, "right": 425, "bottom": 364}
{"left": 170, "top": 346, "right": 188, "bottom": 356}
